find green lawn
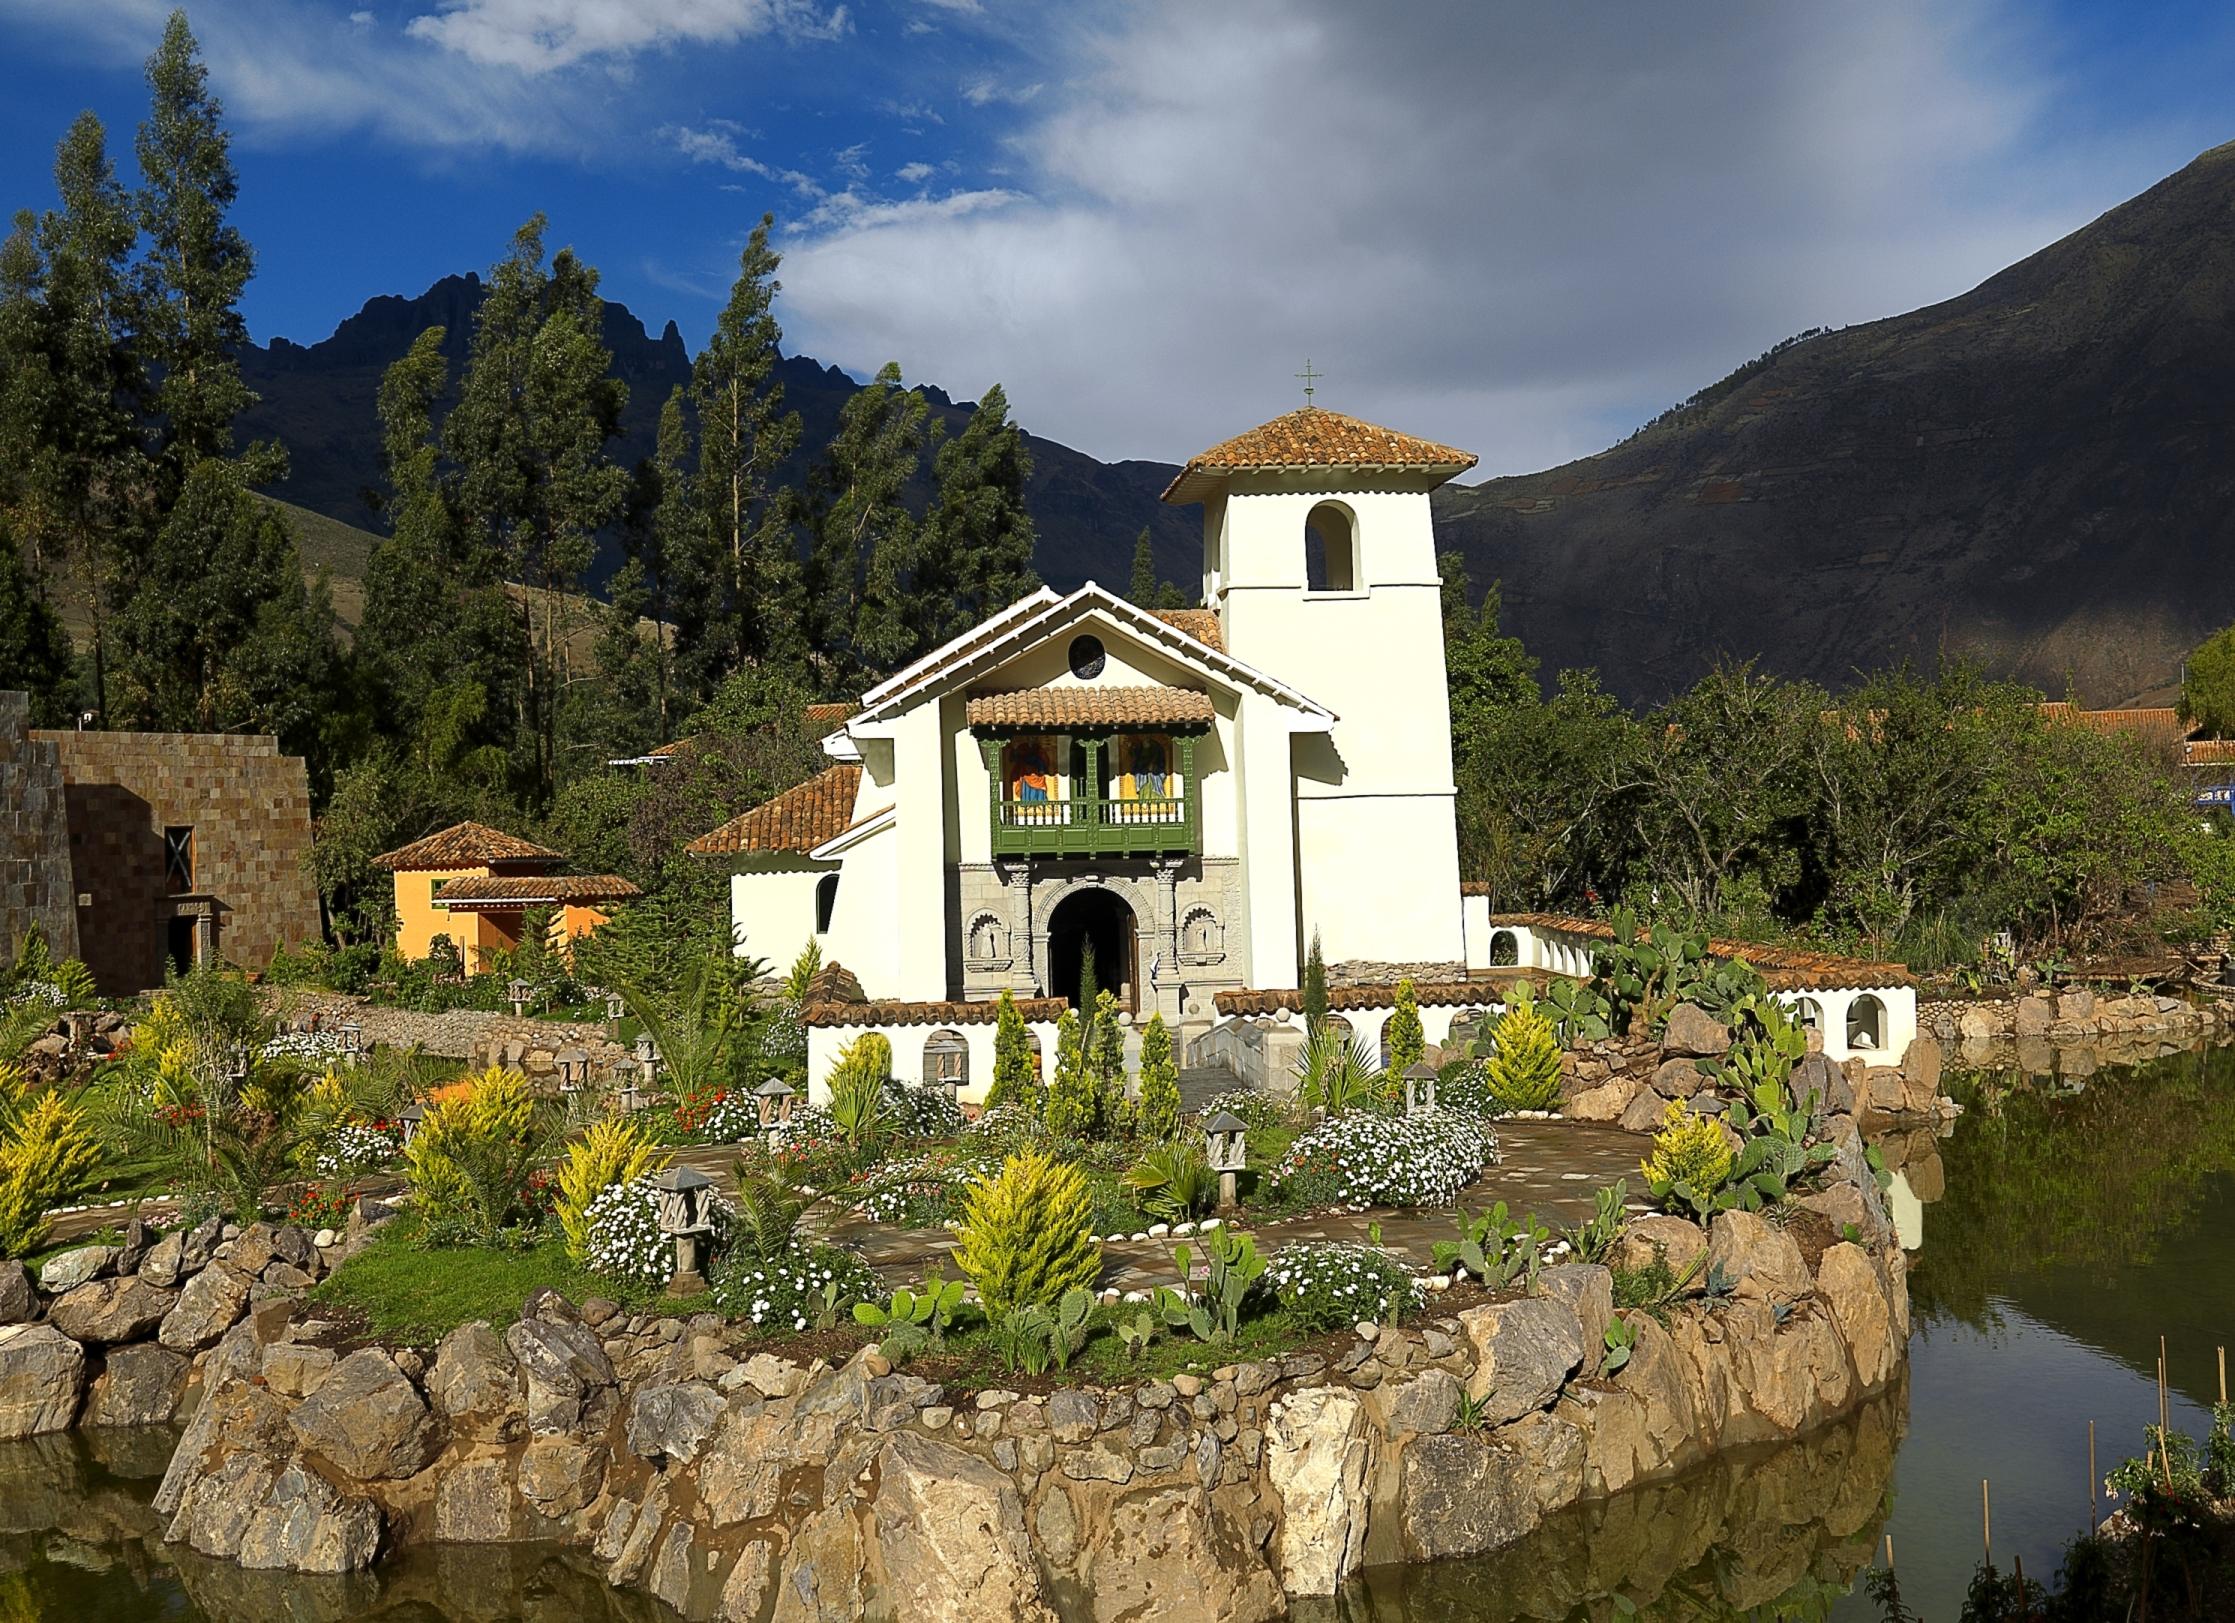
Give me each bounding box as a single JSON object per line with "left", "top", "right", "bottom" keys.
{"left": 309, "top": 1219, "right": 706, "bottom": 1343}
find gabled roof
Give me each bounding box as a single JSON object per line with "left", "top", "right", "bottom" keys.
{"left": 844, "top": 584, "right": 1332, "bottom": 733}
{"left": 965, "top": 686, "right": 1216, "bottom": 730}
{"left": 1162, "top": 406, "right": 1477, "bottom": 504}
{"left": 686, "top": 764, "right": 862, "bottom": 857}
{"left": 434, "top": 873, "right": 642, "bottom": 908}
{"left": 372, "top": 821, "right": 562, "bottom": 872}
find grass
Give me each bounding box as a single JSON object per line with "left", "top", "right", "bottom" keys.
{"left": 308, "top": 1217, "right": 698, "bottom": 1343}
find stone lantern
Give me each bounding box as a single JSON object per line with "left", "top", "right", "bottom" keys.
{"left": 507, "top": 977, "right": 532, "bottom": 1017}
{"left": 605, "top": 990, "right": 627, "bottom": 1031}
{"left": 554, "top": 1047, "right": 590, "bottom": 1096}
{"left": 652, "top": 1165, "right": 716, "bottom": 1295}
{"left": 399, "top": 1102, "right": 426, "bottom": 1146}
{"left": 1403, "top": 1060, "right": 1439, "bottom": 1117}
{"left": 610, "top": 1056, "right": 643, "bottom": 1114}
{"left": 1203, "top": 1109, "right": 1248, "bottom": 1210}
{"left": 633, "top": 1032, "right": 660, "bottom": 1083}
{"left": 337, "top": 1020, "right": 365, "bottom": 1067}
{"left": 754, "top": 1076, "right": 798, "bottom": 1151}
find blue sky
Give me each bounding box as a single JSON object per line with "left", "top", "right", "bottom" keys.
{"left": 3, "top": 0, "right": 2231, "bottom": 473}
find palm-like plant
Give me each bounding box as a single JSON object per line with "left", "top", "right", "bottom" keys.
{"left": 1293, "top": 1026, "right": 1390, "bottom": 1116}
{"left": 617, "top": 953, "right": 741, "bottom": 1107}
{"left": 1123, "top": 1142, "right": 1216, "bottom": 1223}
{"left": 404, "top": 1067, "right": 554, "bottom": 1244}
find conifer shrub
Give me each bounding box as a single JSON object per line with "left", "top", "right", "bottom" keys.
{"left": 1639, "top": 1099, "right": 1734, "bottom": 1202}
{"left": 556, "top": 1118, "right": 662, "bottom": 1262}
{"left": 1135, "top": 1013, "right": 1181, "bottom": 1141}
{"left": 951, "top": 1150, "right": 1102, "bottom": 1315}
{"left": 985, "top": 990, "right": 1043, "bottom": 1116}
{"left": 1384, "top": 978, "right": 1425, "bottom": 1075}
{"left": 404, "top": 1067, "right": 551, "bottom": 1244}
{"left": 1484, "top": 993, "right": 1564, "bottom": 1111}
{"left": 1045, "top": 1010, "right": 1095, "bottom": 1139}
{"left": 0, "top": 1091, "right": 100, "bottom": 1258}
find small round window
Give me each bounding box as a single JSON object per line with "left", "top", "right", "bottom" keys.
{"left": 1068, "top": 635, "right": 1107, "bottom": 680}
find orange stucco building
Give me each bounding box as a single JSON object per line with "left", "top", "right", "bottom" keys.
{"left": 371, "top": 821, "right": 639, "bottom": 972}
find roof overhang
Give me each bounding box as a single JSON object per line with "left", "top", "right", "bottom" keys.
{"left": 1162, "top": 459, "right": 1475, "bottom": 507}
{"left": 808, "top": 802, "right": 896, "bottom": 860}
{"left": 841, "top": 584, "right": 1334, "bottom": 737}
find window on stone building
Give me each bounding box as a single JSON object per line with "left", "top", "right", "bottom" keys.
{"left": 164, "top": 827, "right": 196, "bottom": 893}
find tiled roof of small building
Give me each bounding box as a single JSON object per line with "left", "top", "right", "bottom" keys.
{"left": 433, "top": 873, "right": 643, "bottom": 907}
{"left": 1215, "top": 974, "right": 1542, "bottom": 1017}
{"left": 1162, "top": 407, "right": 1477, "bottom": 503}
{"left": 372, "top": 821, "right": 561, "bottom": 872}
{"left": 686, "top": 765, "right": 863, "bottom": 856}
{"left": 964, "top": 686, "right": 1216, "bottom": 730}
{"left": 1152, "top": 609, "right": 1224, "bottom": 652}
{"left": 804, "top": 993, "right": 1070, "bottom": 1029}
{"left": 2186, "top": 738, "right": 2235, "bottom": 766}
{"left": 803, "top": 702, "right": 859, "bottom": 730}
{"left": 1482, "top": 912, "right": 1915, "bottom": 993}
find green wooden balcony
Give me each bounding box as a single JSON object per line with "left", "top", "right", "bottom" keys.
{"left": 978, "top": 733, "right": 1201, "bottom": 859}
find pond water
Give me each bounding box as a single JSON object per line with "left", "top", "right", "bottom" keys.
{"left": 5, "top": 1041, "right": 2232, "bottom": 1621}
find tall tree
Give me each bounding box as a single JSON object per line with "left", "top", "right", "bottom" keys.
{"left": 590, "top": 385, "right": 689, "bottom": 750}
{"left": 925, "top": 382, "right": 1038, "bottom": 639}
{"left": 360, "top": 325, "right": 522, "bottom": 800}
{"left": 443, "top": 215, "right": 627, "bottom": 803}
{"left": 687, "top": 216, "right": 803, "bottom": 689}
{"left": 1128, "top": 527, "right": 1158, "bottom": 607}
{"left": 0, "top": 519, "right": 72, "bottom": 720}
{"left": 133, "top": 9, "right": 272, "bottom": 484}
{"left": 810, "top": 361, "right": 934, "bottom": 679}
{"left": 1440, "top": 552, "right": 1539, "bottom": 779}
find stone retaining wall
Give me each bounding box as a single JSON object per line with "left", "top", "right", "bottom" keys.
{"left": 1922, "top": 989, "right": 2226, "bottom": 1058}
{"left": 270, "top": 992, "right": 626, "bottom": 1081}
{"left": 0, "top": 1118, "right": 1910, "bottom": 1619}
{"left": 1560, "top": 1003, "right": 1953, "bottom": 1133}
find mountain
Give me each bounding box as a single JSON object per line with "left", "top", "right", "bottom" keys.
{"left": 1431, "top": 140, "right": 2235, "bottom": 708}
{"left": 236, "top": 276, "right": 1200, "bottom": 601}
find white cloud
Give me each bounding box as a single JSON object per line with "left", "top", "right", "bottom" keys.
{"left": 833, "top": 141, "right": 872, "bottom": 182}
{"left": 662, "top": 123, "right": 822, "bottom": 195}
{"left": 780, "top": 0, "right": 2190, "bottom": 472}
{"left": 960, "top": 73, "right": 1040, "bottom": 107}
{"left": 896, "top": 161, "right": 935, "bottom": 183}
{"left": 404, "top": 0, "right": 848, "bottom": 73}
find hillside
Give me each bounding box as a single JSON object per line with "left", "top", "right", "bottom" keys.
{"left": 1432, "top": 140, "right": 2235, "bottom": 707}
{"left": 236, "top": 280, "right": 1201, "bottom": 599}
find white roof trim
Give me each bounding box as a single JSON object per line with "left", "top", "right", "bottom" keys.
{"left": 808, "top": 803, "right": 896, "bottom": 860}
{"left": 856, "top": 586, "right": 1064, "bottom": 710}
{"left": 846, "top": 583, "right": 1334, "bottom": 729}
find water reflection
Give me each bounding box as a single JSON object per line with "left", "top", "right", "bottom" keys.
{"left": 0, "top": 1430, "right": 673, "bottom": 1623}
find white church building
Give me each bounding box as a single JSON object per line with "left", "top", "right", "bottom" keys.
{"left": 688, "top": 406, "right": 1916, "bottom": 1094}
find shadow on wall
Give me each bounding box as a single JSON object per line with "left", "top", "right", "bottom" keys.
{"left": 1310, "top": 1379, "right": 1906, "bottom": 1621}
{"left": 60, "top": 782, "right": 164, "bottom": 996}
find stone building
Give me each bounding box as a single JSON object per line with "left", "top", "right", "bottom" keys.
{"left": 1, "top": 701, "right": 322, "bottom": 994}
{"left": 0, "top": 693, "right": 78, "bottom": 972}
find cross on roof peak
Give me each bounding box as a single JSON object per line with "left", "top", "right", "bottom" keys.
{"left": 1294, "top": 357, "right": 1323, "bottom": 405}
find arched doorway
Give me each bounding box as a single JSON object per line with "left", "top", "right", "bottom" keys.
{"left": 1046, "top": 887, "right": 1138, "bottom": 1012}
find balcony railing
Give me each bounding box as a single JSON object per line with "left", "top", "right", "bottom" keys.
{"left": 978, "top": 733, "right": 1201, "bottom": 858}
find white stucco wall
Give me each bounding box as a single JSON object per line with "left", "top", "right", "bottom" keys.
{"left": 728, "top": 861, "right": 834, "bottom": 971}
{"left": 804, "top": 1017, "right": 1062, "bottom": 1105}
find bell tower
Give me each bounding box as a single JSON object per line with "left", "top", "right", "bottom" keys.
{"left": 1162, "top": 405, "right": 1476, "bottom": 975}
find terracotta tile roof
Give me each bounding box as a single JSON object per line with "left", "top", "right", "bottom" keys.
{"left": 372, "top": 821, "right": 562, "bottom": 872}
{"left": 434, "top": 873, "right": 643, "bottom": 907}
{"left": 1163, "top": 407, "right": 1477, "bottom": 503}
{"left": 1152, "top": 609, "right": 1224, "bottom": 652}
{"left": 805, "top": 993, "right": 1070, "bottom": 1029}
{"left": 803, "top": 702, "right": 858, "bottom": 730}
{"left": 2186, "top": 738, "right": 2235, "bottom": 766}
{"left": 1215, "top": 974, "right": 1543, "bottom": 1018}
{"left": 686, "top": 765, "right": 862, "bottom": 856}
{"left": 965, "top": 686, "right": 1215, "bottom": 730}
{"left": 2038, "top": 703, "right": 2194, "bottom": 746}
{"left": 1484, "top": 913, "right": 1915, "bottom": 993}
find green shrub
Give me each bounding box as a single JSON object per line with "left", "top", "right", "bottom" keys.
{"left": 555, "top": 1118, "right": 662, "bottom": 1262}
{"left": 826, "top": 1033, "right": 891, "bottom": 1148}
{"left": 1046, "top": 1010, "right": 1095, "bottom": 1139}
{"left": 1122, "top": 1141, "right": 1215, "bottom": 1223}
{"left": 1264, "top": 1241, "right": 1421, "bottom": 1331}
{"left": 0, "top": 1091, "right": 100, "bottom": 1258}
{"left": 1484, "top": 993, "right": 1564, "bottom": 1111}
{"left": 951, "top": 1150, "right": 1102, "bottom": 1316}
{"left": 1383, "top": 979, "right": 1425, "bottom": 1075}
{"left": 1135, "top": 1013, "right": 1181, "bottom": 1141}
{"left": 984, "top": 990, "right": 1042, "bottom": 1116}
{"left": 404, "top": 1067, "right": 553, "bottom": 1244}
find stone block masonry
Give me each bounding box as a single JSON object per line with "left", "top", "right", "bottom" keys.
{"left": 0, "top": 693, "right": 78, "bottom": 970}
{"left": 32, "top": 725, "right": 320, "bottom": 995}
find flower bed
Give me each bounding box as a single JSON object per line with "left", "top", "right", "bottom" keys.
{"left": 582, "top": 1174, "right": 736, "bottom": 1291}
{"left": 710, "top": 1242, "right": 877, "bottom": 1332}
{"left": 1272, "top": 1111, "right": 1498, "bottom": 1209}
{"left": 1263, "top": 1240, "right": 1424, "bottom": 1330}
{"left": 311, "top": 1122, "right": 402, "bottom": 1178}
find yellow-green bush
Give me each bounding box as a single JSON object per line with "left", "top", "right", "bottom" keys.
{"left": 405, "top": 1067, "right": 548, "bottom": 1243}
{"left": 952, "top": 1150, "right": 1101, "bottom": 1316}
{"left": 1639, "top": 1099, "right": 1734, "bottom": 1195}
{"left": 827, "top": 1032, "right": 891, "bottom": 1146}
{"left": 556, "top": 1118, "right": 664, "bottom": 1261}
{"left": 1485, "top": 994, "right": 1564, "bottom": 1111}
{"left": 0, "top": 1092, "right": 101, "bottom": 1258}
